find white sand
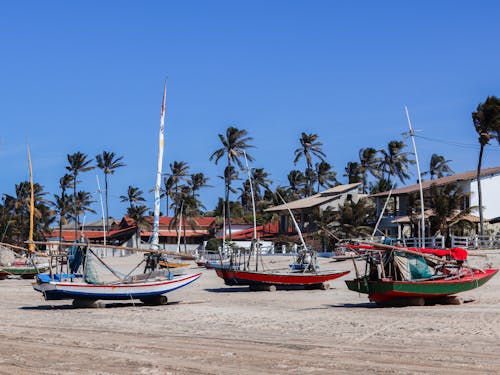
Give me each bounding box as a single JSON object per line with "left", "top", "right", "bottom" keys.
{"left": 0, "top": 251, "right": 499, "bottom": 374}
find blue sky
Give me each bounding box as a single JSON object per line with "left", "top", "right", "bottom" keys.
{"left": 1, "top": 1, "right": 499, "bottom": 221}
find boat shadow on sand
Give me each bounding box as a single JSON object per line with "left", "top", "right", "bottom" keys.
{"left": 20, "top": 300, "right": 185, "bottom": 310}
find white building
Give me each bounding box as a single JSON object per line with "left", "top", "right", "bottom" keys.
{"left": 371, "top": 166, "right": 500, "bottom": 236}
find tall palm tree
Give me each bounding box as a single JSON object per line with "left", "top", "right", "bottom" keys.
{"left": 344, "top": 162, "right": 362, "bottom": 184}
{"left": 210, "top": 126, "right": 254, "bottom": 240}
{"left": 169, "top": 161, "right": 190, "bottom": 215}
{"left": 96, "top": 151, "right": 126, "bottom": 233}
{"left": 359, "top": 147, "right": 381, "bottom": 193}
{"left": 55, "top": 174, "right": 74, "bottom": 242}
{"left": 66, "top": 152, "right": 94, "bottom": 239}
{"left": 120, "top": 186, "right": 145, "bottom": 209}
{"left": 378, "top": 140, "right": 414, "bottom": 184}
{"left": 293, "top": 132, "right": 326, "bottom": 196}
{"left": 421, "top": 154, "right": 453, "bottom": 180}
{"left": 162, "top": 175, "right": 174, "bottom": 216}
{"left": 315, "top": 161, "right": 337, "bottom": 191}
{"left": 472, "top": 96, "right": 500, "bottom": 235}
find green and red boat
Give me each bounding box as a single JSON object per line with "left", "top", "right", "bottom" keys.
{"left": 345, "top": 244, "right": 498, "bottom": 305}
{"left": 0, "top": 262, "right": 49, "bottom": 279}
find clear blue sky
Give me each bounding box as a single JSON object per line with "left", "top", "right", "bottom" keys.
{"left": 1, "top": 1, "right": 499, "bottom": 222}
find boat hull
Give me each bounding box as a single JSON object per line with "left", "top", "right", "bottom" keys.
{"left": 216, "top": 269, "right": 350, "bottom": 287}
{"left": 345, "top": 269, "right": 498, "bottom": 302}
{"left": 0, "top": 266, "right": 49, "bottom": 279}
{"left": 33, "top": 272, "right": 202, "bottom": 301}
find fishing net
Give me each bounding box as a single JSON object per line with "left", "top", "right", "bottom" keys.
{"left": 0, "top": 246, "right": 16, "bottom": 265}
{"left": 84, "top": 251, "right": 125, "bottom": 284}
{"left": 394, "top": 252, "right": 433, "bottom": 281}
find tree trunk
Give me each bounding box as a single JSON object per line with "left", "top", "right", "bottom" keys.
{"left": 477, "top": 144, "right": 485, "bottom": 236}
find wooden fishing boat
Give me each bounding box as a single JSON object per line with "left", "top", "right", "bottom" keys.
{"left": 158, "top": 260, "right": 190, "bottom": 269}
{"left": 31, "top": 83, "right": 202, "bottom": 306}
{"left": 33, "top": 271, "right": 202, "bottom": 303}
{"left": 216, "top": 268, "right": 350, "bottom": 289}
{"left": 345, "top": 242, "right": 498, "bottom": 305}
{"left": 346, "top": 268, "right": 498, "bottom": 303}
{"left": 0, "top": 264, "right": 49, "bottom": 279}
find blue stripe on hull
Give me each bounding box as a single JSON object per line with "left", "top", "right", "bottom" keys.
{"left": 41, "top": 277, "right": 199, "bottom": 301}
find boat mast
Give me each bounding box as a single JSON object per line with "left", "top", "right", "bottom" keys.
{"left": 405, "top": 106, "right": 425, "bottom": 248}
{"left": 27, "top": 147, "right": 35, "bottom": 253}
{"left": 276, "top": 192, "right": 307, "bottom": 251}
{"left": 243, "top": 151, "right": 258, "bottom": 271}
{"left": 151, "top": 81, "right": 167, "bottom": 251}
{"left": 96, "top": 175, "right": 106, "bottom": 247}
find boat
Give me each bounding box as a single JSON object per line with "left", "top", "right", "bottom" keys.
{"left": 0, "top": 263, "right": 49, "bottom": 279}
{"left": 214, "top": 154, "right": 349, "bottom": 290}
{"left": 32, "top": 83, "right": 201, "bottom": 306}
{"left": 34, "top": 270, "right": 201, "bottom": 303}
{"left": 216, "top": 267, "right": 349, "bottom": 290}
{"left": 345, "top": 242, "right": 498, "bottom": 305}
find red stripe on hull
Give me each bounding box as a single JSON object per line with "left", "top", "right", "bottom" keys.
{"left": 216, "top": 269, "right": 349, "bottom": 286}
{"left": 54, "top": 273, "right": 203, "bottom": 288}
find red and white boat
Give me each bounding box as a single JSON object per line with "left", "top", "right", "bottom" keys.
{"left": 216, "top": 268, "right": 349, "bottom": 289}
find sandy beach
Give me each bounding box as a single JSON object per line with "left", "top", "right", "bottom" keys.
{"left": 0, "top": 252, "right": 499, "bottom": 375}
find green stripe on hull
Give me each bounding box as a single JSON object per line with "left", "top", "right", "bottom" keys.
{"left": 345, "top": 270, "right": 497, "bottom": 298}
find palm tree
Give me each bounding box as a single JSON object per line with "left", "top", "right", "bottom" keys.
{"left": 287, "top": 170, "right": 306, "bottom": 199}
{"left": 369, "top": 178, "right": 393, "bottom": 195}
{"left": 126, "top": 204, "right": 150, "bottom": 247}
{"left": 427, "top": 183, "right": 472, "bottom": 244}
{"left": 4, "top": 182, "right": 53, "bottom": 246}
{"left": 293, "top": 132, "right": 326, "bottom": 196}
{"left": 332, "top": 198, "right": 374, "bottom": 238}
{"left": 472, "top": 96, "right": 500, "bottom": 235}
{"left": 162, "top": 175, "right": 174, "bottom": 216}
{"left": 72, "top": 191, "right": 96, "bottom": 232}
{"left": 55, "top": 174, "right": 74, "bottom": 242}
{"left": 210, "top": 126, "right": 254, "bottom": 240}
{"left": 96, "top": 151, "right": 126, "bottom": 233}
{"left": 422, "top": 154, "right": 453, "bottom": 180}
{"left": 188, "top": 172, "right": 211, "bottom": 199}
{"left": 344, "top": 162, "right": 362, "bottom": 184}
{"left": 169, "top": 161, "right": 190, "bottom": 215}
{"left": 120, "top": 186, "right": 145, "bottom": 209}
{"left": 250, "top": 168, "right": 272, "bottom": 201}
{"left": 359, "top": 147, "right": 381, "bottom": 193}
{"left": 66, "top": 152, "right": 94, "bottom": 238}
{"left": 378, "top": 140, "right": 414, "bottom": 184}
{"left": 315, "top": 161, "right": 337, "bottom": 191}
{"left": 171, "top": 189, "right": 206, "bottom": 252}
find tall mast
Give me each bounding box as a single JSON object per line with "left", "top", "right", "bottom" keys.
{"left": 243, "top": 151, "right": 258, "bottom": 270}
{"left": 151, "top": 81, "right": 167, "bottom": 250}
{"left": 405, "top": 106, "right": 425, "bottom": 248}
{"left": 27, "top": 147, "right": 35, "bottom": 253}
{"left": 96, "top": 175, "right": 106, "bottom": 247}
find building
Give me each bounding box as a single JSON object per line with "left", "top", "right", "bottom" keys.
{"left": 370, "top": 166, "right": 500, "bottom": 237}
{"left": 265, "top": 183, "right": 362, "bottom": 234}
